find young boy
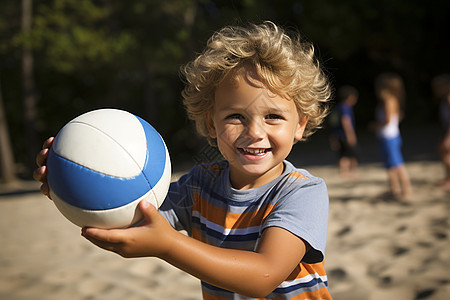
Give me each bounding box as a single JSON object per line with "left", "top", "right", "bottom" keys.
{"left": 330, "top": 85, "right": 359, "bottom": 178}
{"left": 34, "top": 21, "right": 332, "bottom": 299}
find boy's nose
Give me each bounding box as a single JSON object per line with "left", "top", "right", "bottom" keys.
{"left": 245, "top": 119, "right": 266, "bottom": 140}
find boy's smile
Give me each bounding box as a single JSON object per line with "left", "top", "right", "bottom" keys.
{"left": 206, "top": 65, "right": 308, "bottom": 190}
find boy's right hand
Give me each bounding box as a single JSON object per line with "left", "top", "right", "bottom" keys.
{"left": 32, "top": 137, "right": 54, "bottom": 199}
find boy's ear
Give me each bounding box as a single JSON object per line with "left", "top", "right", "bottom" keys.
{"left": 294, "top": 116, "right": 309, "bottom": 141}
{"left": 205, "top": 112, "right": 217, "bottom": 138}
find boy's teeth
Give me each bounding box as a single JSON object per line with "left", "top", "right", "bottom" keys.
{"left": 242, "top": 148, "right": 266, "bottom": 154}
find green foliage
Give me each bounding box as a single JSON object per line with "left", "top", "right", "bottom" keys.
{"left": 29, "top": 0, "right": 135, "bottom": 72}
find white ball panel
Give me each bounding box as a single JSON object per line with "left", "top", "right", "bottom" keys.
{"left": 70, "top": 108, "right": 147, "bottom": 170}
{"left": 53, "top": 123, "right": 143, "bottom": 177}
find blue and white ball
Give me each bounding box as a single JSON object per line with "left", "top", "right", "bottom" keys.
{"left": 46, "top": 108, "right": 171, "bottom": 229}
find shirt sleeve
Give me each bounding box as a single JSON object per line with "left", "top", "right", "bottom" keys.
{"left": 262, "top": 176, "right": 329, "bottom": 264}
{"left": 340, "top": 103, "right": 351, "bottom": 117}
{"left": 158, "top": 170, "right": 196, "bottom": 235}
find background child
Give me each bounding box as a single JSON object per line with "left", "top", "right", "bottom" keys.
{"left": 34, "top": 21, "right": 332, "bottom": 299}
{"left": 329, "top": 85, "right": 359, "bottom": 178}
{"left": 373, "top": 72, "right": 412, "bottom": 200}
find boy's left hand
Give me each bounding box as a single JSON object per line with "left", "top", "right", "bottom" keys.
{"left": 33, "top": 137, "right": 55, "bottom": 199}
{"left": 81, "top": 200, "right": 176, "bottom": 258}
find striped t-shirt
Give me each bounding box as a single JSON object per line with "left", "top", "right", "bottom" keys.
{"left": 159, "top": 160, "right": 331, "bottom": 299}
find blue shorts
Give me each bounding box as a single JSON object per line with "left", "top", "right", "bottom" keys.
{"left": 379, "top": 135, "right": 404, "bottom": 168}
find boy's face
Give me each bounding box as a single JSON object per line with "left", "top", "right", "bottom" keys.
{"left": 347, "top": 94, "right": 358, "bottom": 106}
{"left": 206, "top": 66, "right": 307, "bottom": 190}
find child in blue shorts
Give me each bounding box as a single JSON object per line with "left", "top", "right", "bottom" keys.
{"left": 374, "top": 73, "right": 412, "bottom": 200}
{"left": 379, "top": 135, "right": 404, "bottom": 168}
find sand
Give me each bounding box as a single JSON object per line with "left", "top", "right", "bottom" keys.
{"left": 1, "top": 129, "right": 449, "bottom": 299}
{"left": 0, "top": 181, "right": 202, "bottom": 300}
{"left": 313, "top": 162, "right": 450, "bottom": 300}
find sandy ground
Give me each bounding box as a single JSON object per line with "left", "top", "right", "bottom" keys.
{"left": 314, "top": 161, "right": 450, "bottom": 300}
{"left": 0, "top": 181, "right": 202, "bottom": 300}
{"left": 1, "top": 127, "right": 449, "bottom": 300}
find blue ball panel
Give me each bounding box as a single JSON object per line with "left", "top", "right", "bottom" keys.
{"left": 136, "top": 116, "right": 167, "bottom": 188}
{"left": 47, "top": 148, "right": 151, "bottom": 210}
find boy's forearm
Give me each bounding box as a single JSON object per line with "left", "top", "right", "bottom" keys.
{"left": 160, "top": 230, "right": 286, "bottom": 298}
{"left": 82, "top": 204, "right": 306, "bottom": 297}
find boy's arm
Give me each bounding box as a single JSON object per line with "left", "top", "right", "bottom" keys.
{"left": 83, "top": 200, "right": 307, "bottom": 298}
{"left": 165, "top": 222, "right": 307, "bottom": 297}
{"left": 341, "top": 115, "right": 357, "bottom": 146}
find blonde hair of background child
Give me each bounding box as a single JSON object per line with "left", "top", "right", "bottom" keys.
{"left": 375, "top": 72, "right": 406, "bottom": 110}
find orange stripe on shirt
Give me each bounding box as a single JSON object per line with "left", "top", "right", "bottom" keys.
{"left": 288, "top": 172, "right": 309, "bottom": 180}
{"left": 286, "top": 261, "right": 328, "bottom": 281}
{"left": 192, "top": 190, "right": 277, "bottom": 229}
{"left": 197, "top": 164, "right": 224, "bottom": 175}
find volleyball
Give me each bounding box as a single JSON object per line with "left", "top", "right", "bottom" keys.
{"left": 46, "top": 108, "right": 171, "bottom": 229}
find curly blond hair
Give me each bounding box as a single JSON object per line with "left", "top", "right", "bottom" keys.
{"left": 181, "top": 21, "right": 331, "bottom": 145}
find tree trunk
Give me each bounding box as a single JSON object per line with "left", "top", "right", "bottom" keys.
{"left": 22, "top": 0, "right": 38, "bottom": 174}
{"left": 0, "top": 77, "right": 17, "bottom": 183}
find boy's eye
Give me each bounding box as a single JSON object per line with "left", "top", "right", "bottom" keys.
{"left": 265, "top": 114, "right": 283, "bottom": 120}
{"left": 226, "top": 113, "right": 244, "bottom": 120}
